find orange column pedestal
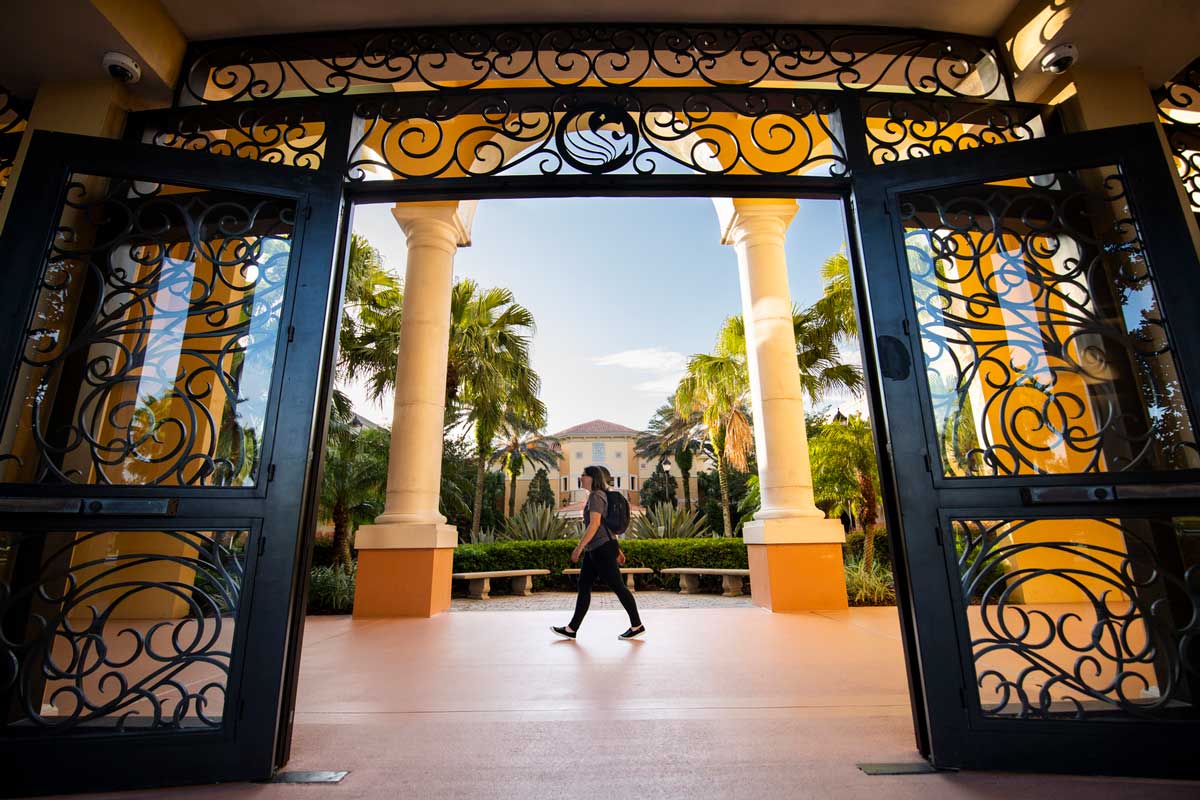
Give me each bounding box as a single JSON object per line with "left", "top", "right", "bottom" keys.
{"left": 354, "top": 548, "right": 453, "bottom": 618}
{"left": 748, "top": 543, "right": 848, "bottom": 612}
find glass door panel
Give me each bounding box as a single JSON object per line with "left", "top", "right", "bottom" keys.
{"left": 899, "top": 165, "right": 1198, "bottom": 477}
{"left": 0, "top": 175, "right": 296, "bottom": 487}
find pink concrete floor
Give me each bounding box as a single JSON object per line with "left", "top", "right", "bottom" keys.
{"left": 44, "top": 607, "right": 1200, "bottom": 799}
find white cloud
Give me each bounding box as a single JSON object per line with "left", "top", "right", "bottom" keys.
{"left": 594, "top": 347, "right": 688, "bottom": 372}
{"left": 633, "top": 374, "right": 686, "bottom": 395}
{"left": 594, "top": 347, "right": 689, "bottom": 396}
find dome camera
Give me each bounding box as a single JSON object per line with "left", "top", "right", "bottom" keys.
{"left": 1039, "top": 43, "right": 1078, "bottom": 75}
{"left": 101, "top": 51, "right": 142, "bottom": 85}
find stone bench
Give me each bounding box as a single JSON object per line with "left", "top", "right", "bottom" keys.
{"left": 452, "top": 569, "right": 551, "bottom": 600}
{"left": 562, "top": 567, "right": 654, "bottom": 592}
{"left": 661, "top": 568, "right": 751, "bottom": 597}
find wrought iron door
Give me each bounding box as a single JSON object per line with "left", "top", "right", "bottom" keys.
{"left": 854, "top": 123, "right": 1200, "bottom": 777}
{"left": 0, "top": 132, "right": 341, "bottom": 796}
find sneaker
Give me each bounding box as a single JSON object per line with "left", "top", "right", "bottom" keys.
{"left": 618, "top": 625, "right": 645, "bottom": 640}
{"left": 551, "top": 626, "right": 576, "bottom": 640}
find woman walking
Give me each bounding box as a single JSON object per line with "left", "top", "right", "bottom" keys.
{"left": 552, "top": 465, "right": 644, "bottom": 640}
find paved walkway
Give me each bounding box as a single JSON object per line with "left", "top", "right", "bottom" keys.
{"left": 42, "top": 608, "right": 1200, "bottom": 799}
{"left": 451, "top": 589, "right": 754, "bottom": 611}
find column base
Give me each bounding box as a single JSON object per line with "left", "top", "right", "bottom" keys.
{"left": 352, "top": 522, "right": 457, "bottom": 618}
{"left": 744, "top": 517, "right": 847, "bottom": 612}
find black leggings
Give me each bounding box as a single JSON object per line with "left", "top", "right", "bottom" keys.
{"left": 569, "top": 540, "right": 642, "bottom": 630}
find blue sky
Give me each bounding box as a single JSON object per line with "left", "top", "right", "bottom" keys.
{"left": 343, "top": 196, "right": 864, "bottom": 433}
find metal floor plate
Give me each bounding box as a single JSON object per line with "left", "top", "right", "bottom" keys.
{"left": 857, "top": 762, "right": 938, "bottom": 775}
{"left": 270, "top": 771, "right": 349, "bottom": 784}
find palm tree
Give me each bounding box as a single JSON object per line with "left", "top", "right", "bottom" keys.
{"left": 636, "top": 403, "right": 704, "bottom": 509}
{"left": 811, "top": 251, "right": 858, "bottom": 339}
{"left": 491, "top": 414, "right": 560, "bottom": 517}
{"left": 337, "top": 235, "right": 404, "bottom": 401}
{"left": 676, "top": 294, "right": 865, "bottom": 536}
{"left": 675, "top": 318, "right": 755, "bottom": 538}
{"left": 319, "top": 408, "right": 391, "bottom": 570}
{"left": 810, "top": 413, "right": 881, "bottom": 571}
{"left": 448, "top": 280, "right": 545, "bottom": 536}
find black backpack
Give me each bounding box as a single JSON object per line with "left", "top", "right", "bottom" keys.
{"left": 604, "top": 490, "right": 631, "bottom": 535}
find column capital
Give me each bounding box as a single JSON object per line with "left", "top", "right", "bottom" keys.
{"left": 391, "top": 200, "right": 477, "bottom": 253}
{"left": 716, "top": 198, "right": 799, "bottom": 247}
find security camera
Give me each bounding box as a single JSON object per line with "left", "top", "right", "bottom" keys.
{"left": 1039, "top": 44, "right": 1078, "bottom": 75}
{"left": 101, "top": 51, "right": 142, "bottom": 85}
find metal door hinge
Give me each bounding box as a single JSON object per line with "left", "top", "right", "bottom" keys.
{"left": 258, "top": 536, "right": 267, "bottom": 557}
{"left": 934, "top": 525, "right": 944, "bottom": 547}
{"left": 287, "top": 325, "right": 295, "bottom": 342}
{"left": 901, "top": 318, "right": 910, "bottom": 335}
{"left": 267, "top": 463, "right": 276, "bottom": 481}
{"left": 921, "top": 450, "right": 932, "bottom": 473}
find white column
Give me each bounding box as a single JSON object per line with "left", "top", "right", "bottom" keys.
{"left": 354, "top": 201, "right": 475, "bottom": 550}
{"left": 717, "top": 198, "right": 844, "bottom": 545}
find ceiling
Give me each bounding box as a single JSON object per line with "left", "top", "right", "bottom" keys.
{"left": 159, "top": 0, "right": 1024, "bottom": 40}
{"left": 0, "top": 1, "right": 1196, "bottom": 103}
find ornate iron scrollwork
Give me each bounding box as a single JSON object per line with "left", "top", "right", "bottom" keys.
{"left": 178, "top": 25, "right": 1009, "bottom": 105}
{"left": 862, "top": 97, "right": 1043, "bottom": 164}
{"left": 0, "top": 85, "right": 29, "bottom": 201}
{"left": 1155, "top": 57, "right": 1200, "bottom": 213}
{"left": 0, "top": 176, "right": 295, "bottom": 487}
{"left": 901, "top": 168, "right": 1200, "bottom": 476}
{"left": 956, "top": 517, "right": 1200, "bottom": 720}
{"left": 0, "top": 529, "right": 247, "bottom": 731}
{"left": 138, "top": 104, "right": 327, "bottom": 170}
{"left": 0, "top": 84, "right": 29, "bottom": 137}
{"left": 348, "top": 90, "right": 847, "bottom": 180}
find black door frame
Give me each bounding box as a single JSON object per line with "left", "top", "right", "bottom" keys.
{"left": 0, "top": 131, "right": 345, "bottom": 797}
{"left": 324, "top": 179, "right": 933, "bottom": 763}
{"left": 3, "top": 115, "right": 1197, "bottom": 794}
{"left": 853, "top": 122, "right": 1200, "bottom": 777}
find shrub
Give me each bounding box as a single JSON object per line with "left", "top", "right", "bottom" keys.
{"left": 843, "top": 554, "right": 895, "bottom": 606}
{"left": 451, "top": 538, "right": 749, "bottom": 593}
{"left": 500, "top": 504, "right": 581, "bottom": 541}
{"left": 697, "top": 467, "right": 753, "bottom": 535}
{"left": 524, "top": 468, "right": 556, "bottom": 509}
{"left": 308, "top": 565, "right": 357, "bottom": 613}
{"left": 629, "top": 504, "right": 712, "bottom": 538}
{"left": 843, "top": 527, "right": 891, "bottom": 565}
{"left": 311, "top": 538, "right": 337, "bottom": 568}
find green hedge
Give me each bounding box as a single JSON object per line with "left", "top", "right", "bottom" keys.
{"left": 453, "top": 538, "right": 750, "bottom": 593}
{"left": 304, "top": 535, "right": 903, "bottom": 612}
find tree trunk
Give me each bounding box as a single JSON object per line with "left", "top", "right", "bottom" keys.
{"left": 862, "top": 524, "right": 876, "bottom": 575}
{"left": 331, "top": 504, "right": 352, "bottom": 572}
{"left": 508, "top": 466, "right": 518, "bottom": 518}
{"left": 681, "top": 466, "right": 692, "bottom": 510}
{"left": 857, "top": 463, "right": 878, "bottom": 573}
{"left": 716, "top": 455, "right": 733, "bottom": 538}
{"left": 471, "top": 455, "right": 486, "bottom": 536}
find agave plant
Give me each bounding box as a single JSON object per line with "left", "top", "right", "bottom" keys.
{"left": 499, "top": 504, "right": 580, "bottom": 541}
{"left": 469, "top": 528, "right": 498, "bottom": 544}
{"left": 629, "top": 504, "right": 712, "bottom": 539}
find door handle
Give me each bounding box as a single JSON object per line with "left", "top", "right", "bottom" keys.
{"left": 0, "top": 497, "right": 178, "bottom": 515}
{"left": 1021, "top": 484, "right": 1200, "bottom": 504}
